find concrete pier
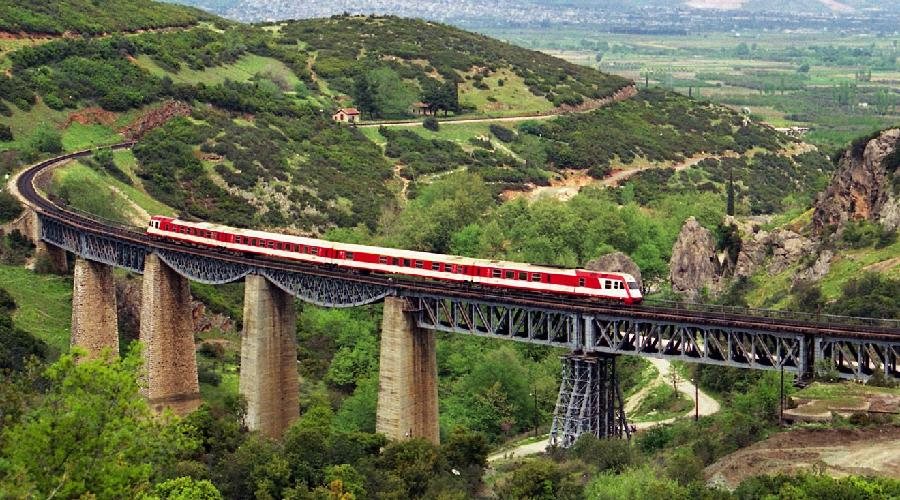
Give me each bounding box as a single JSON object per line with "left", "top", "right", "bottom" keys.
{"left": 19, "top": 208, "right": 67, "bottom": 274}
{"left": 139, "top": 254, "right": 200, "bottom": 415}
{"left": 239, "top": 275, "right": 299, "bottom": 438}
{"left": 71, "top": 257, "right": 118, "bottom": 358}
{"left": 376, "top": 297, "right": 440, "bottom": 444}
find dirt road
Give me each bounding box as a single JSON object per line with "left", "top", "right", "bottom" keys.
{"left": 705, "top": 427, "right": 900, "bottom": 489}
{"left": 488, "top": 358, "right": 719, "bottom": 462}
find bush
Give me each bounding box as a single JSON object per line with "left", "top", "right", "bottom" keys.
{"left": 0, "top": 288, "right": 15, "bottom": 313}
{"left": 197, "top": 363, "right": 221, "bottom": 386}
{"left": 570, "top": 435, "right": 635, "bottom": 473}
{"left": 841, "top": 220, "right": 886, "bottom": 248}
{"left": 30, "top": 127, "right": 63, "bottom": 154}
{"left": 489, "top": 124, "right": 516, "bottom": 143}
{"left": 0, "top": 230, "right": 34, "bottom": 265}
{"left": 0, "top": 191, "right": 23, "bottom": 223}
{"left": 0, "top": 124, "right": 11, "bottom": 142}
{"left": 423, "top": 116, "right": 439, "bottom": 131}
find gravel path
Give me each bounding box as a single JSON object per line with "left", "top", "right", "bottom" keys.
{"left": 488, "top": 358, "right": 720, "bottom": 462}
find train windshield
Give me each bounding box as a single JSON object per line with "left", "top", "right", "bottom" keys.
{"left": 627, "top": 281, "right": 640, "bottom": 290}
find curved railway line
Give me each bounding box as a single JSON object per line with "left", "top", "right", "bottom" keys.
{"left": 13, "top": 144, "right": 900, "bottom": 343}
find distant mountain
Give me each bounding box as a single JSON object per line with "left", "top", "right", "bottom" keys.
{"left": 162, "top": 0, "right": 900, "bottom": 26}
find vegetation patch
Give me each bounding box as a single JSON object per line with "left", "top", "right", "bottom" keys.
{"left": 0, "top": 263, "right": 71, "bottom": 352}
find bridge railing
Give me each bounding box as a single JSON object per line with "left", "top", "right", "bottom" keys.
{"left": 641, "top": 298, "right": 900, "bottom": 331}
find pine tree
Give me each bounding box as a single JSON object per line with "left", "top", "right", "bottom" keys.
{"left": 727, "top": 167, "right": 736, "bottom": 217}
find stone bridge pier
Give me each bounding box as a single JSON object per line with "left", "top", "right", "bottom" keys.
{"left": 71, "top": 257, "right": 119, "bottom": 358}
{"left": 376, "top": 297, "right": 440, "bottom": 444}
{"left": 20, "top": 208, "right": 67, "bottom": 274}
{"left": 140, "top": 254, "right": 201, "bottom": 415}
{"left": 239, "top": 275, "right": 299, "bottom": 438}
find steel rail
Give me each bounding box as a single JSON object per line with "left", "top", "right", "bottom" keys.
{"left": 15, "top": 144, "right": 900, "bottom": 341}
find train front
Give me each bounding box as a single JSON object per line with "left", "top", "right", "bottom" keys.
{"left": 622, "top": 273, "right": 643, "bottom": 304}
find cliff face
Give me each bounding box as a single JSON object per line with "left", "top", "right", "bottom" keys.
{"left": 812, "top": 128, "right": 900, "bottom": 233}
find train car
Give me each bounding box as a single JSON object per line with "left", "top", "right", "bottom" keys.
{"left": 147, "top": 216, "right": 643, "bottom": 304}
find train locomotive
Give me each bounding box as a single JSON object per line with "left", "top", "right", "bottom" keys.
{"left": 147, "top": 216, "right": 643, "bottom": 304}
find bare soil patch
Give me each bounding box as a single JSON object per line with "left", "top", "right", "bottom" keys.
{"left": 705, "top": 427, "right": 900, "bottom": 489}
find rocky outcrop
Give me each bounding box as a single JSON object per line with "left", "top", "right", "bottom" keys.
{"left": 116, "top": 275, "right": 235, "bottom": 343}
{"left": 734, "top": 228, "right": 816, "bottom": 278}
{"left": 669, "top": 217, "right": 719, "bottom": 298}
{"left": 812, "top": 128, "right": 900, "bottom": 233}
{"left": 586, "top": 251, "right": 643, "bottom": 288}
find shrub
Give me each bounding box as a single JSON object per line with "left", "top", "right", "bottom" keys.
{"left": 0, "top": 124, "right": 11, "bottom": 142}
{"left": 570, "top": 435, "right": 635, "bottom": 473}
{"left": 0, "top": 191, "right": 23, "bottom": 224}
{"left": 30, "top": 127, "right": 63, "bottom": 154}
{"left": 841, "top": 219, "right": 885, "bottom": 248}
{"left": 489, "top": 124, "right": 516, "bottom": 143}
{"left": 423, "top": 116, "right": 439, "bottom": 132}
{"left": 0, "top": 230, "right": 34, "bottom": 265}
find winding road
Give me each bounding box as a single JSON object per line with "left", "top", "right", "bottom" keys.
{"left": 488, "top": 358, "right": 720, "bottom": 462}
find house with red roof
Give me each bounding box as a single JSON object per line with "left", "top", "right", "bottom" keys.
{"left": 332, "top": 107, "right": 360, "bottom": 124}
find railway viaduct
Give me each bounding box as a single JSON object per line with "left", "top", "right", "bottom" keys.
{"left": 7, "top": 145, "right": 900, "bottom": 446}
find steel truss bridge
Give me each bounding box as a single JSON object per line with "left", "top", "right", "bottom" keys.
{"left": 14, "top": 144, "right": 900, "bottom": 447}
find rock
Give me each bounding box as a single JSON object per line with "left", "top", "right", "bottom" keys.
{"left": 768, "top": 229, "right": 814, "bottom": 274}
{"left": 669, "top": 217, "right": 719, "bottom": 299}
{"left": 812, "top": 128, "right": 900, "bottom": 233}
{"left": 115, "top": 275, "right": 236, "bottom": 342}
{"left": 793, "top": 250, "right": 833, "bottom": 285}
{"left": 585, "top": 251, "right": 642, "bottom": 288}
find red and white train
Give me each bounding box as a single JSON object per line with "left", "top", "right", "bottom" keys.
{"left": 147, "top": 216, "right": 643, "bottom": 304}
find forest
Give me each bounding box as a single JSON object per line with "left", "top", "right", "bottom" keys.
{"left": 1, "top": 2, "right": 899, "bottom": 498}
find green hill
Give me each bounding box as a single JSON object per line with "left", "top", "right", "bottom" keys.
{"left": 0, "top": 0, "right": 212, "bottom": 35}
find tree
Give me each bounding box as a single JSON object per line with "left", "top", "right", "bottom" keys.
{"left": 369, "top": 67, "right": 416, "bottom": 118}
{"left": 0, "top": 191, "right": 23, "bottom": 224}
{"left": 152, "top": 477, "right": 223, "bottom": 500}
{"left": 726, "top": 166, "right": 735, "bottom": 216}
{"left": 496, "top": 459, "right": 563, "bottom": 500}
{"left": 0, "top": 346, "right": 198, "bottom": 498}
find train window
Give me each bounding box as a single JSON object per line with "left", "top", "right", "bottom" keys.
{"left": 345, "top": 252, "right": 354, "bottom": 260}
{"left": 518, "top": 272, "right": 527, "bottom": 280}
{"left": 311, "top": 247, "right": 318, "bottom": 255}
{"left": 431, "top": 262, "right": 441, "bottom": 271}
{"left": 578, "top": 278, "right": 586, "bottom": 287}
{"left": 531, "top": 273, "right": 542, "bottom": 282}
{"left": 615, "top": 282, "right": 622, "bottom": 289}
{"left": 604, "top": 280, "right": 611, "bottom": 289}
{"left": 379, "top": 256, "right": 388, "bottom": 264}
{"left": 505, "top": 270, "right": 515, "bottom": 280}
{"left": 415, "top": 261, "right": 424, "bottom": 269}
{"left": 492, "top": 269, "right": 502, "bottom": 278}
{"left": 458, "top": 266, "right": 466, "bottom": 274}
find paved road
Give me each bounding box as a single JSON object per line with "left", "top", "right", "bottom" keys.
{"left": 488, "top": 357, "right": 720, "bottom": 462}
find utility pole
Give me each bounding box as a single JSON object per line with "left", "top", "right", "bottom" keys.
{"left": 694, "top": 365, "right": 699, "bottom": 422}
{"left": 780, "top": 365, "right": 785, "bottom": 426}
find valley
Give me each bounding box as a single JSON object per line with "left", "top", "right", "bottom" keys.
{"left": 0, "top": 1, "right": 897, "bottom": 499}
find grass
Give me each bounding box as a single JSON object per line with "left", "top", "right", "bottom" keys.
{"left": 797, "top": 381, "right": 900, "bottom": 401}
{"left": 746, "top": 264, "right": 798, "bottom": 309}
{"left": 0, "top": 263, "right": 72, "bottom": 352}
{"left": 0, "top": 100, "right": 69, "bottom": 152}
{"left": 134, "top": 53, "right": 301, "bottom": 88}
{"left": 50, "top": 161, "right": 176, "bottom": 225}
{"left": 459, "top": 68, "right": 554, "bottom": 117}
{"left": 818, "top": 239, "right": 900, "bottom": 299}
{"left": 631, "top": 383, "right": 693, "bottom": 423}
{"left": 61, "top": 122, "right": 122, "bottom": 151}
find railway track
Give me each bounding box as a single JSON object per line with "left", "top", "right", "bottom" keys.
{"left": 14, "top": 144, "right": 900, "bottom": 342}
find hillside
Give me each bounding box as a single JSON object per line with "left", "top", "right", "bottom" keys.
{"left": 0, "top": 0, "right": 213, "bottom": 35}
